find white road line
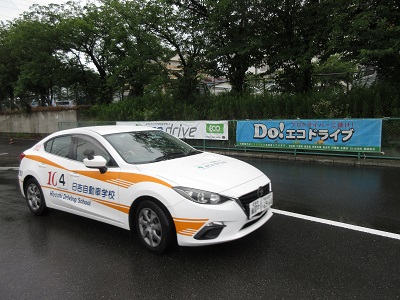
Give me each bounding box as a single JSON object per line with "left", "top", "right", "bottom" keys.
{"left": 272, "top": 208, "right": 400, "bottom": 241}
{"left": 0, "top": 153, "right": 8, "bottom": 155}
{"left": 0, "top": 167, "right": 19, "bottom": 171}
{"left": 0, "top": 172, "right": 397, "bottom": 240}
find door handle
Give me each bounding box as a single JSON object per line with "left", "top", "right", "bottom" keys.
{"left": 39, "top": 163, "right": 46, "bottom": 168}
{"left": 70, "top": 172, "right": 80, "bottom": 178}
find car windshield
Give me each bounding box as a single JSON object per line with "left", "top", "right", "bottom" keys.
{"left": 104, "top": 130, "right": 200, "bottom": 164}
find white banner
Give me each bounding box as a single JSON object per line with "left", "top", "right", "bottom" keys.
{"left": 117, "top": 120, "right": 229, "bottom": 140}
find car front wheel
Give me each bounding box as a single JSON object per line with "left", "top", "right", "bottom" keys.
{"left": 135, "top": 200, "right": 175, "bottom": 254}
{"left": 25, "top": 178, "right": 47, "bottom": 216}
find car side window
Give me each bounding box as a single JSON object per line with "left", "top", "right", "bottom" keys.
{"left": 44, "top": 136, "right": 72, "bottom": 158}
{"left": 74, "top": 136, "right": 116, "bottom": 167}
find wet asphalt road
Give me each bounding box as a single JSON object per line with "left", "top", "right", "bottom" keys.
{"left": 242, "top": 158, "right": 400, "bottom": 235}
{"left": 1, "top": 140, "right": 400, "bottom": 299}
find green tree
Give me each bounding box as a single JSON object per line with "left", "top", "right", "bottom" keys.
{"left": 202, "top": 0, "right": 267, "bottom": 94}
{"left": 142, "top": 0, "right": 208, "bottom": 101}
{"left": 0, "top": 26, "right": 19, "bottom": 108}
{"left": 3, "top": 16, "right": 66, "bottom": 107}
{"left": 105, "top": 0, "right": 173, "bottom": 98}
{"left": 56, "top": 1, "right": 172, "bottom": 103}
{"left": 56, "top": 2, "right": 116, "bottom": 104}
{"left": 30, "top": 2, "right": 104, "bottom": 105}
{"left": 313, "top": 54, "right": 357, "bottom": 92}
{"left": 265, "top": 0, "right": 334, "bottom": 93}
{"left": 329, "top": 0, "right": 400, "bottom": 87}
{"left": 0, "top": 3, "right": 105, "bottom": 107}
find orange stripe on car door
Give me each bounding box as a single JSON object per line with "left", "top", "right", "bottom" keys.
{"left": 72, "top": 170, "right": 172, "bottom": 189}
{"left": 25, "top": 155, "right": 67, "bottom": 170}
{"left": 25, "top": 155, "right": 172, "bottom": 188}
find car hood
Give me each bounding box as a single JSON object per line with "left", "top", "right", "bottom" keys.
{"left": 136, "top": 152, "right": 266, "bottom": 194}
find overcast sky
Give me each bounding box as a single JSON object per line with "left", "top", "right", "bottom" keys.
{"left": 0, "top": 0, "right": 68, "bottom": 23}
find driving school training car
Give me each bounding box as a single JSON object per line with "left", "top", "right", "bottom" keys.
{"left": 19, "top": 126, "right": 273, "bottom": 253}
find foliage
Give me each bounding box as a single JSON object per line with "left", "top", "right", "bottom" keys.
{"left": 265, "top": 0, "right": 335, "bottom": 93}
{"left": 103, "top": 0, "right": 172, "bottom": 98}
{"left": 313, "top": 54, "right": 357, "bottom": 91}
{"left": 140, "top": 0, "right": 208, "bottom": 102}
{"left": 1, "top": 18, "right": 65, "bottom": 108}
{"left": 329, "top": 0, "right": 400, "bottom": 87}
{"left": 0, "top": 0, "right": 399, "bottom": 113}
{"left": 201, "top": 0, "right": 267, "bottom": 94}
{"left": 82, "top": 82, "right": 400, "bottom": 123}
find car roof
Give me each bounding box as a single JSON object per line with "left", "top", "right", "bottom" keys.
{"left": 62, "top": 125, "right": 155, "bottom": 136}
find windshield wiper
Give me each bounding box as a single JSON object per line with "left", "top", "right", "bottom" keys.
{"left": 153, "top": 150, "right": 201, "bottom": 162}
{"left": 186, "top": 149, "right": 202, "bottom": 156}
{"left": 153, "top": 152, "right": 186, "bottom": 162}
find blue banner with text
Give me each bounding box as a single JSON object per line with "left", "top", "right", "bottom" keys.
{"left": 236, "top": 119, "right": 382, "bottom": 152}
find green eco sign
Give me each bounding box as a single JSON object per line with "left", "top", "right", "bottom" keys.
{"left": 206, "top": 123, "right": 224, "bottom": 134}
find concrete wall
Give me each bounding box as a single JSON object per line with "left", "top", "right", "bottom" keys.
{"left": 0, "top": 110, "right": 78, "bottom": 134}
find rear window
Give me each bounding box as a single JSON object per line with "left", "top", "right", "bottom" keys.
{"left": 44, "top": 136, "right": 72, "bottom": 158}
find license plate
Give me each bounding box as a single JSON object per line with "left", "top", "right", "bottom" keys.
{"left": 248, "top": 192, "right": 273, "bottom": 219}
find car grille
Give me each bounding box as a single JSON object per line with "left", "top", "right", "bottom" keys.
{"left": 238, "top": 183, "right": 270, "bottom": 205}
{"left": 238, "top": 183, "right": 271, "bottom": 217}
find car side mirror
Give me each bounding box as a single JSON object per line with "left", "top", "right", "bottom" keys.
{"left": 83, "top": 155, "right": 108, "bottom": 174}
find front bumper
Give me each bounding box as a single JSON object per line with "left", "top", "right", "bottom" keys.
{"left": 171, "top": 193, "right": 273, "bottom": 247}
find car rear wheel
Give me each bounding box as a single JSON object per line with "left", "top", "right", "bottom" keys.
{"left": 25, "top": 178, "right": 47, "bottom": 216}
{"left": 135, "top": 200, "right": 174, "bottom": 254}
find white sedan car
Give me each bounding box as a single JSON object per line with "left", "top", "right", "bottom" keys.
{"left": 19, "top": 126, "right": 273, "bottom": 253}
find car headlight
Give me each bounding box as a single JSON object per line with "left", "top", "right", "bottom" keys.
{"left": 173, "top": 187, "right": 231, "bottom": 205}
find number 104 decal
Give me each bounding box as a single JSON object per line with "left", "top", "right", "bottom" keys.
{"left": 47, "top": 171, "right": 66, "bottom": 187}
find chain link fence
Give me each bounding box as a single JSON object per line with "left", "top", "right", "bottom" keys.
{"left": 59, "top": 118, "right": 400, "bottom": 160}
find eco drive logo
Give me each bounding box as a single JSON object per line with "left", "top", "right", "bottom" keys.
{"left": 206, "top": 123, "right": 224, "bottom": 134}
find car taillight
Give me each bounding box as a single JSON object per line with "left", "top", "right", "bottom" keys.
{"left": 20, "top": 153, "right": 25, "bottom": 161}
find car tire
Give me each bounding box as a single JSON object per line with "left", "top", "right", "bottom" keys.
{"left": 135, "top": 200, "right": 175, "bottom": 254}
{"left": 25, "top": 178, "right": 47, "bottom": 216}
